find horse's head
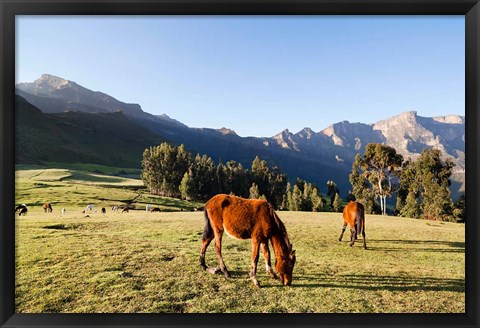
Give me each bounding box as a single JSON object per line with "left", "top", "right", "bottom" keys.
{"left": 276, "top": 247, "right": 296, "bottom": 286}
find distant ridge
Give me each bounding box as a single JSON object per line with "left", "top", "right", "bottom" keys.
{"left": 16, "top": 74, "right": 465, "bottom": 198}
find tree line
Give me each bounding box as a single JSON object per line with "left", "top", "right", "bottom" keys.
{"left": 141, "top": 143, "right": 337, "bottom": 212}
{"left": 349, "top": 143, "right": 464, "bottom": 222}
{"left": 141, "top": 142, "right": 464, "bottom": 222}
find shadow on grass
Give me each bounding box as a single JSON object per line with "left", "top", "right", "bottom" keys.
{"left": 369, "top": 239, "right": 464, "bottom": 248}
{"left": 198, "top": 266, "right": 464, "bottom": 292}
{"left": 364, "top": 239, "right": 465, "bottom": 253}
{"left": 287, "top": 274, "right": 464, "bottom": 292}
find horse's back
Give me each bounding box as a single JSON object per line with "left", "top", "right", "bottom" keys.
{"left": 205, "top": 194, "right": 273, "bottom": 239}
{"left": 343, "top": 201, "right": 363, "bottom": 226}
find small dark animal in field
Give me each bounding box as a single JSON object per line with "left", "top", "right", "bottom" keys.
{"left": 200, "top": 194, "right": 296, "bottom": 288}
{"left": 339, "top": 201, "right": 367, "bottom": 249}
{"left": 150, "top": 207, "right": 161, "bottom": 212}
{"left": 43, "top": 202, "right": 53, "bottom": 213}
{"left": 121, "top": 208, "right": 129, "bottom": 213}
{"left": 15, "top": 204, "right": 28, "bottom": 216}
{"left": 101, "top": 207, "right": 106, "bottom": 214}
{"left": 194, "top": 207, "right": 204, "bottom": 212}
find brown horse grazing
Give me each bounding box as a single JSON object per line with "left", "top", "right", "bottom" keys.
{"left": 200, "top": 194, "right": 296, "bottom": 288}
{"left": 43, "top": 202, "right": 53, "bottom": 213}
{"left": 339, "top": 201, "right": 366, "bottom": 249}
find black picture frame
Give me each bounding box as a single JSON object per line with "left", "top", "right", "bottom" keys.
{"left": 1, "top": 1, "right": 479, "bottom": 327}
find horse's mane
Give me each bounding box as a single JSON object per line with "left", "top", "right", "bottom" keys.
{"left": 268, "top": 204, "right": 292, "bottom": 253}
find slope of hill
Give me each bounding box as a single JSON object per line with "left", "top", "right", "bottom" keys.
{"left": 15, "top": 95, "right": 163, "bottom": 168}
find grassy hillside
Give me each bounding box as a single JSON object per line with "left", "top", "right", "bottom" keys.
{"left": 15, "top": 164, "right": 202, "bottom": 211}
{"left": 14, "top": 165, "right": 465, "bottom": 313}
{"left": 15, "top": 95, "right": 163, "bottom": 168}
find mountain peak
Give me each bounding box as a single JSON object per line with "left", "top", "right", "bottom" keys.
{"left": 399, "top": 110, "right": 418, "bottom": 120}
{"left": 36, "top": 74, "right": 71, "bottom": 88}
{"left": 217, "top": 127, "right": 237, "bottom": 136}
{"left": 296, "top": 127, "right": 315, "bottom": 139}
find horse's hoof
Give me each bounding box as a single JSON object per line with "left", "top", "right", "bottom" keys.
{"left": 207, "top": 267, "right": 221, "bottom": 274}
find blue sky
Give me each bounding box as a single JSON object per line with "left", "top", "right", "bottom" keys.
{"left": 16, "top": 16, "right": 465, "bottom": 137}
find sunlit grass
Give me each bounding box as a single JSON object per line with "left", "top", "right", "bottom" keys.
{"left": 15, "top": 165, "right": 465, "bottom": 313}
{"left": 15, "top": 210, "right": 464, "bottom": 313}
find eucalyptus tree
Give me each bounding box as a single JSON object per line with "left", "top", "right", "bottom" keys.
{"left": 397, "top": 148, "right": 455, "bottom": 221}
{"left": 352, "top": 143, "right": 403, "bottom": 216}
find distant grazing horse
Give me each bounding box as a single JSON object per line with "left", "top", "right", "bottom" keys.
{"left": 15, "top": 204, "right": 28, "bottom": 216}
{"left": 43, "top": 202, "right": 53, "bottom": 213}
{"left": 200, "top": 194, "right": 296, "bottom": 288}
{"left": 61, "top": 208, "right": 66, "bottom": 216}
{"left": 112, "top": 206, "right": 118, "bottom": 212}
{"left": 151, "top": 207, "right": 161, "bottom": 212}
{"left": 82, "top": 204, "right": 94, "bottom": 213}
{"left": 146, "top": 205, "right": 152, "bottom": 212}
{"left": 121, "top": 207, "right": 129, "bottom": 213}
{"left": 101, "top": 207, "right": 106, "bottom": 214}
{"left": 339, "top": 201, "right": 366, "bottom": 249}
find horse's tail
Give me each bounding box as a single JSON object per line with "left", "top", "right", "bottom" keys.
{"left": 355, "top": 202, "right": 364, "bottom": 236}
{"left": 202, "top": 208, "right": 214, "bottom": 241}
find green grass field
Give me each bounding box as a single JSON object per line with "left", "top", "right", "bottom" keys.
{"left": 15, "top": 164, "right": 465, "bottom": 313}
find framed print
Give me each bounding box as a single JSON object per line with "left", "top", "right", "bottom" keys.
{"left": 1, "top": 0, "right": 479, "bottom": 327}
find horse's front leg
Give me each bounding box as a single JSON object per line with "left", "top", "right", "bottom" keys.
{"left": 250, "top": 240, "right": 261, "bottom": 288}
{"left": 261, "top": 242, "right": 277, "bottom": 280}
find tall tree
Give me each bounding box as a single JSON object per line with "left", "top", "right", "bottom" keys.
{"left": 191, "top": 154, "right": 216, "bottom": 201}
{"left": 179, "top": 169, "right": 197, "bottom": 201}
{"left": 310, "top": 187, "right": 325, "bottom": 212}
{"left": 251, "top": 156, "right": 270, "bottom": 198}
{"left": 269, "top": 166, "right": 288, "bottom": 209}
{"left": 141, "top": 142, "right": 192, "bottom": 197}
{"left": 354, "top": 143, "right": 403, "bottom": 215}
{"left": 326, "top": 180, "right": 339, "bottom": 208}
{"left": 249, "top": 183, "right": 260, "bottom": 199}
{"left": 333, "top": 192, "right": 343, "bottom": 212}
{"left": 289, "top": 184, "right": 302, "bottom": 211}
{"left": 396, "top": 148, "right": 455, "bottom": 221}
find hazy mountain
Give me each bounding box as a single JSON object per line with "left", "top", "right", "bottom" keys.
{"left": 262, "top": 111, "right": 465, "bottom": 196}
{"left": 265, "top": 112, "right": 464, "bottom": 169}
{"left": 15, "top": 74, "right": 465, "bottom": 198}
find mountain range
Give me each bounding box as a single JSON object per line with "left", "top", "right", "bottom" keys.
{"left": 15, "top": 74, "right": 465, "bottom": 198}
